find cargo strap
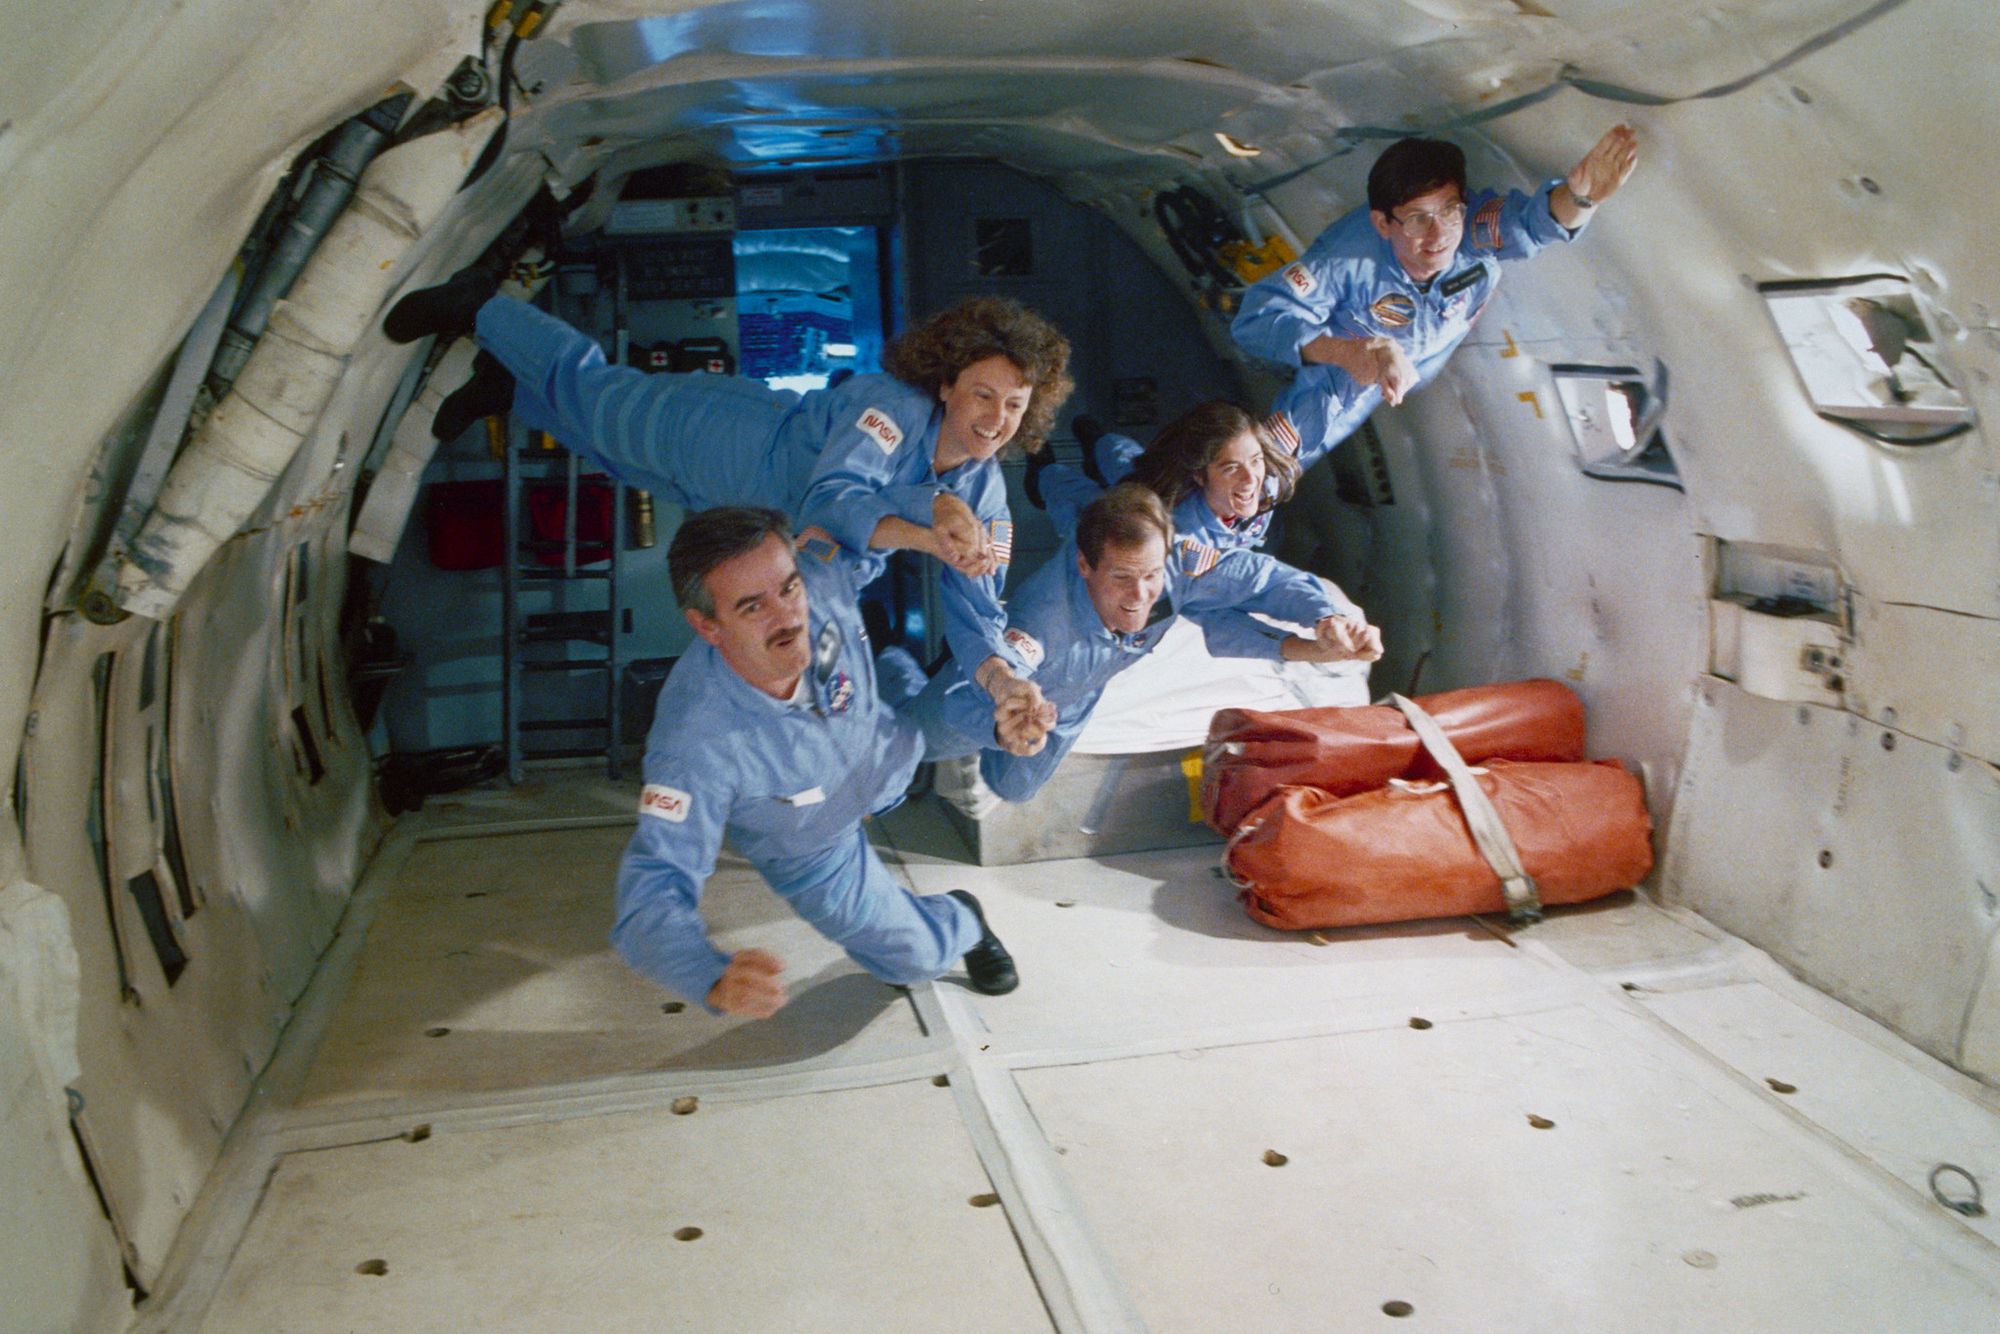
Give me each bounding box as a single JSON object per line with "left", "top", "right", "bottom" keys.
{"left": 1389, "top": 693, "right": 1543, "bottom": 924}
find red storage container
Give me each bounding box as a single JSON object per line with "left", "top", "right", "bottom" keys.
{"left": 1227, "top": 759, "right": 1654, "bottom": 931}
{"left": 1202, "top": 679, "right": 1587, "bottom": 834}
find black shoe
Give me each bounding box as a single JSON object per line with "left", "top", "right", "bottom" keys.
{"left": 948, "top": 890, "right": 1018, "bottom": 995}
{"left": 432, "top": 350, "right": 515, "bottom": 441}
{"left": 1072, "top": 414, "right": 1109, "bottom": 486}
{"left": 384, "top": 263, "right": 502, "bottom": 344}
{"left": 1021, "top": 444, "right": 1052, "bottom": 510}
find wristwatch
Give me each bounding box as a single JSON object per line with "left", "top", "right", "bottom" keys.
{"left": 1569, "top": 185, "right": 1597, "bottom": 209}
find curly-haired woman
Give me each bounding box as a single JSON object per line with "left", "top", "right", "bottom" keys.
{"left": 386, "top": 283, "right": 1072, "bottom": 675}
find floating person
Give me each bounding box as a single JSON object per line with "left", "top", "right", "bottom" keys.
{"left": 906, "top": 484, "right": 1382, "bottom": 803}
{"left": 1029, "top": 400, "right": 1298, "bottom": 551}
{"left": 610, "top": 507, "right": 1034, "bottom": 1018}
{"left": 384, "top": 282, "right": 1072, "bottom": 675}
{"left": 1226, "top": 124, "right": 1640, "bottom": 472}
{"left": 1025, "top": 400, "right": 1376, "bottom": 664}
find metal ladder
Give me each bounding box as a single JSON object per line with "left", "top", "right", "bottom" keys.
{"left": 498, "top": 280, "right": 628, "bottom": 783}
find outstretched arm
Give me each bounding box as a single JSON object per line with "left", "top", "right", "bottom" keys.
{"left": 1550, "top": 124, "right": 1639, "bottom": 229}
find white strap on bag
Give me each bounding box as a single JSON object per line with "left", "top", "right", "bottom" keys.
{"left": 1389, "top": 693, "right": 1543, "bottom": 924}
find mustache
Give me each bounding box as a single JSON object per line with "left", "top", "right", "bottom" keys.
{"left": 766, "top": 623, "right": 807, "bottom": 649}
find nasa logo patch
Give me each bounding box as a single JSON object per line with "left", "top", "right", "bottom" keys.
{"left": 856, "top": 408, "right": 904, "bottom": 454}
{"left": 1282, "top": 263, "right": 1316, "bottom": 297}
{"left": 1002, "top": 627, "right": 1045, "bottom": 669}
{"left": 826, "top": 671, "right": 855, "bottom": 714}
{"left": 1369, "top": 293, "right": 1415, "bottom": 329}
{"left": 639, "top": 784, "right": 691, "bottom": 823}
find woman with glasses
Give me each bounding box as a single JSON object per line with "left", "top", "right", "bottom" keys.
{"left": 1231, "top": 125, "right": 1639, "bottom": 472}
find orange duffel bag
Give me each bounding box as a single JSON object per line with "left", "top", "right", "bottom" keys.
{"left": 1201, "top": 678, "right": 1586, "bottom": 834}
{"left": 1226, "top": 759, "right": 1654, "bottom": 931}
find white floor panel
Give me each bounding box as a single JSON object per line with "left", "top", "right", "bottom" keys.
{"left": 892, "top": 841, "right": 1597, "bottom": 1056}
{"left": 299, "top": 826, "right": 926, "bottom": 1108}
{"left": 1641, "top": 980, "right": 2000, "bottom": 1247}
{"left": 163, "top": 783, "right": 2000, "bottom": 1333}
{"left": 202, "top": 1080, "right": 1051, "bottom": 1333}
{"left": 1012, "top": 1003, "right": 2000, "bottom": 1333}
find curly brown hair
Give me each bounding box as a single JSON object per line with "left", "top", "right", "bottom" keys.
{"left": 883, "top": 296, "right": 1074, "bottom": 456}
{"left": 1128, "top": 400, "right": 1299, "bottom": 514}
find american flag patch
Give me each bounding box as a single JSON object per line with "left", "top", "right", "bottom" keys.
{"left": 1369, "top": 293, "right": 1415, "bottom": 329}
{"left": 1472, "top": 198, "right": 1504, "bottom": 251}
{"left": 795, "top": 525, "right": 839, "bottom": 562}
{"left": 988, "top": 519, "right": 1013, "bottom": 563}
{"left": 1266, "top": 412, "right": 1301, "bottom": 456}
{"left": 1178, "top": 537, "right": 1220, "bottom": 578}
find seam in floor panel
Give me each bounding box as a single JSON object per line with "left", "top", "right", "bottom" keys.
{"left": 913, "top": 981, "right": 1148, "bottom": 1334}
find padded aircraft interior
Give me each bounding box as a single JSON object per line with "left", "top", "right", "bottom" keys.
{"left": 3, "top": 2, "right": 1997, "bottom": 1329}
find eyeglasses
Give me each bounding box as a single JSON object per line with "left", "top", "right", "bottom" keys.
{"left": 1389, "top": 201, "right": 1468, "bottom": 235}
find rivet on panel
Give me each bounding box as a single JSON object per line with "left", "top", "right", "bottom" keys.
{"left": 1527, "top": 1114, "right": 1556, "bottom": 1129}
{"left": 1055, "top": 899, "right": 1076, "bottom": 908}
{"left": 402, "top": 1124, "right": 432, "bottom": 1143}
{"left": 1881, "top": 732, "right": 1896, "bottom": 751}
{"left": 671, "top": 1096, "right": 698, "bottom": 1115}
{"left": 968, "top": 1192, "right": 1001, "bottom": 1208}
{"left": 355, "top": 1259, "right": 389, "bottom": 1276}
{"left": 1263, "top": 1149, "right": 1290, "bottom": 1166}
{"left": 1818, "top": 850, "right": 1833, "bottom": 869}
{"left": 661, "top": 1001, "right": 686, "bottom": 1014}
{"left": 424, "top": 1027, "right": 450, "bottom": 1038}
{"left": 1766, "top": 1078, "right": 1798, "bottom": 1094}
{"left": 1859, "top": 177, "right": 1882, "bottom": 195}
{"left": 1408, "top": 1016, "right": 1433, "bottom": 1029}
{"left": 1683, "top": 1249, "right": 1719, "bottom": 1269}
{"left": 932, "top": 1074, "right": 950, "bottom": 1087}
{"left": 1383, "top": 1300, "right": 1415, "bottom": 1317}
{"left": 1948, "top": 753, "right": 1964, "bottom": 772}
{"left": 674, "top": 1226, "right": 703, "bottom": 1241}
{"left": 1796, "top": 705, "right": 1811, "bottom": 725}
{"left": 1790, "top": 85, "right": 1812, "bottom": 103}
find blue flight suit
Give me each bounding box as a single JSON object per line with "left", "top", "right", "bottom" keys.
{"left": 476, "top": 297, "right": 1025, "bottom": 676}
{"left": 906, "top": 535, "right": 1355, "bottom": 801}
{"left": 611, "top": 539, "right": 980, "bottom": 1009}
{"left": 1231, "top": 180, "right": 1582, "bottom": 470}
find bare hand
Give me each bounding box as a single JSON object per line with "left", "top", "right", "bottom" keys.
{"left": 707, "top": 948, "right": 787, "bottom": 1018}
{"left": 1568, "top": 124, "right": 1639, "bottom": 206}
{"left": 930, "top": 493, "right": 997, "bottom": 577}
{"left": 991, "top": 678, "right": 1056, "bottom": 756}
{"left": 1364, "top": 336, "right": 1420, "bottom": 407}
{"left": 1287, "top": 614, "right": 1384, "bottom": 663}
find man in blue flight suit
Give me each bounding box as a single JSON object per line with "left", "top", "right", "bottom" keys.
{"left": 906, "top": 485, "right": 1382, "bottom": 802}
{"left": 611, "top": 507, "right": 1035, "bottom": 1018}
{"left": 1229, "top": 124, "right": 1640, "bottom": 473}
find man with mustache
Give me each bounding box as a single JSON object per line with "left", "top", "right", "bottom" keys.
{"left": 611, "top": 507, "right": 1037, "bottom": 1018}
{"left": 907, "top": 485, "right": 1378, "bottom": 803}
